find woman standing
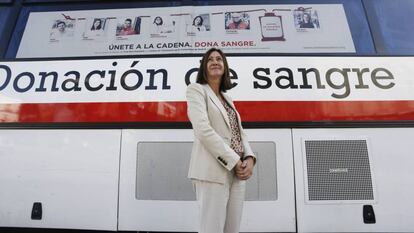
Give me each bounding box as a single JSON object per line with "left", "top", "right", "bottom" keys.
{"left": 186, "top": 48, "right": 256, "bottom": 233}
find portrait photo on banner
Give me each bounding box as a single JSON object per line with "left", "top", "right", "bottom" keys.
{"left": 225, "top": 11, "right": 251, "bottom": 30}
{"left": 49, "top": 18, "right": 75, "bottom": 41}
{"left": 116, "top": 17, "right": 141, "bottom": 36}
{"left": 150, "top": 15, "right": 178, "bottom": 38}
{"left": 185, "top": 13, "right": 211, "bottom": 36}
{"left": 293, "top": 8, "right": 320, "bottom": 31}
{"left": 83, "top": 17, "right": 108, "bottom": 39}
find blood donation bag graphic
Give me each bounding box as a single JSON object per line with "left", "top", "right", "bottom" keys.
{"left": 259, "top": 12, "right": 285, "bottom": 41}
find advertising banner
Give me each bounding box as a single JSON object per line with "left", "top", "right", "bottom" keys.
{"left": 1, "top": 56, "right": 413, "bottom": 123}
{"left": 17, "top": 4, "right": 355, "bottom": 58}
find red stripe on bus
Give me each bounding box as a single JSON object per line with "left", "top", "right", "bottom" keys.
{"left": 1, "top": 101, "right": 414, "bottom": 123}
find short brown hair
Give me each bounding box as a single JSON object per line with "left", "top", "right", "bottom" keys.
{"left": 196, "top": 48, "right": 232, "bottom": 92}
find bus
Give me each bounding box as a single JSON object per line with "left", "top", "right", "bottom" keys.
{"left": 0, "top": 0, "right": 413, "bottom": 232}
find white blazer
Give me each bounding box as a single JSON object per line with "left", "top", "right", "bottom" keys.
{"left": 186, "top": 83, "right": 256, "bottom": 184}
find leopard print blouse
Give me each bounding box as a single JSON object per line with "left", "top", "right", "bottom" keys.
{"left": 220, "top": 98, "right": 244, "bottom": 156}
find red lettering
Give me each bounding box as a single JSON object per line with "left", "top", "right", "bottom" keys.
{"left": 194, "top": 41, "right": 219, "bottom": 48}
{"left": 220, "top": 41, "right": 254, "bottom": 47}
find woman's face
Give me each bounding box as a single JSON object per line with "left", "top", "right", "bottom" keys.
{"left": 206, "top": 51, "right": 224, "bottom": 80}
{"left": 194, "top": 17, "right": 202, "bottom": 25}
{"left": 94, "top": 20, "right": 101, "bottom": 27}
{"left": 155, "top": 17, "right": 162, "bottom": 25}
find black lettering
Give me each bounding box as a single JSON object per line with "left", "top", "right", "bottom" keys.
{"left": 0, "top": 64, "right": 11, "bottom": 91}
{"left": 35, "top": 72, "right": 59, "bottom": 92}
{"left": 353, "top": 68, "right": 370, "bottom": 89}
{"left": 145, "top": 69, "right": 170, "bottom": 90}
{"left": 62, "top": 71, "right": 81, "bottom": 91}
{"left": 275, "top": 67, "right": 298, "bottom": 89}
{"left": 253, "top": 68, "right": 271, "bottom": 89}
{"left": 106, "top": 62, "right": 118, "bottom": 91}
{"left": 298, "top": 68, "right": 325, "bottom": 89}
{"left": 326, "top": 68, "right": 351, "bottom": 99}
{"left": 229, "top": 68, "right": 238, "bottom": 88}
{"left": 371, "top": 68, "right": 395, "bottom": 89}
{"left": 121, "top": 69, "right": 143, "bottom": 91}
{"left": 185, "top": 68, "right": 198, "bottom": 86}
{"left": 85, "top": 70, "right": 105, "bottom": 91}
{"left": 14, "top": 72, "right": 35, "bottom": 93}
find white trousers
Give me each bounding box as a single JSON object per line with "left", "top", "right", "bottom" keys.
{"left": 193, "top": 172, "right": 246, "bottom": 233}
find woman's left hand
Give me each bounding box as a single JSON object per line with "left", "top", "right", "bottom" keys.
{"left": 235, "top": 157, "right": 254, "bottom": 180}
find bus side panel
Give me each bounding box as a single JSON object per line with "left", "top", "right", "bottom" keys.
{"left": 118, "top": 129, "right": 296, "bottom": 232}
{"left": 293, "top": 128, "right": 414, "bottom": 233}
{"left": 0, "top": 130, "right": 121, "bottom": 230}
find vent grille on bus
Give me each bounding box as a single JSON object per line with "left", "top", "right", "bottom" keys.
{"left": 304, "top": 140, "right": 374, "bottom": 201}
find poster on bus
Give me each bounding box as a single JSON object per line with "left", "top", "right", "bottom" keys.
{"left": 16, "top": 4, "right": 355, "bottom": 58}
{"left": 1, "top": 56, "right": 414, "bottom": 123}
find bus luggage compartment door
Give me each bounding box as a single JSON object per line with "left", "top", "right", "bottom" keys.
{"left": 0, "top": 130, "right": 121, "bottom": 230}
{"left": 293, "top": 128, "right": 414, "bottom": 233}
{"left": 118, "top": 129, "right": 296, "bottom": 232}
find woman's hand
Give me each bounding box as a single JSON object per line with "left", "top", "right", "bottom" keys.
{"left": 235, "top": 157, "right": 254, "bottom": 180}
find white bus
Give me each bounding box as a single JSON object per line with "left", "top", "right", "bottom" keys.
{"left": 0, "top": 55, "right": 413, "bottom": 232}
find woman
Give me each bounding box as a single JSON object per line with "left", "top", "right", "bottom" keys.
{"left": 153, "top": 16, "right": 163, "bottom": 26}
{"left": 192, "top": 15, "right": 206, "bottom": 32}
{"left": 152, "top": 16, "right": 173, "bottom": 34}
{"left": 186, "top": 48, "right": 256, "bottom": 233}
{"left": 90, "top": 18, "right": 103, "bottom": 31}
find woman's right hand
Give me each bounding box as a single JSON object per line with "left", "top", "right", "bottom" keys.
{"left": 235, "top": 159, "right": 253, "bottom": 180}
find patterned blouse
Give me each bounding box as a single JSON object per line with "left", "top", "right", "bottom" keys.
{"left": 220, "top": 97, "right": 244, "bottom": 156}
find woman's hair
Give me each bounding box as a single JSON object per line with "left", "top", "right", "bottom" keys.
{"left": 196, "top": 48, "right": 232, "bottom": 92}
{"left": 91, "top": 19, "right": 102, "bottom": 30}
{"left": 153, "top": 16, "right": 163, "bottom": 25}
{"left": 192, "top": 16, "right": 203, "bottom": 26}
{"left": 56, "top": 21, "right": 66, "bottom": 27}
